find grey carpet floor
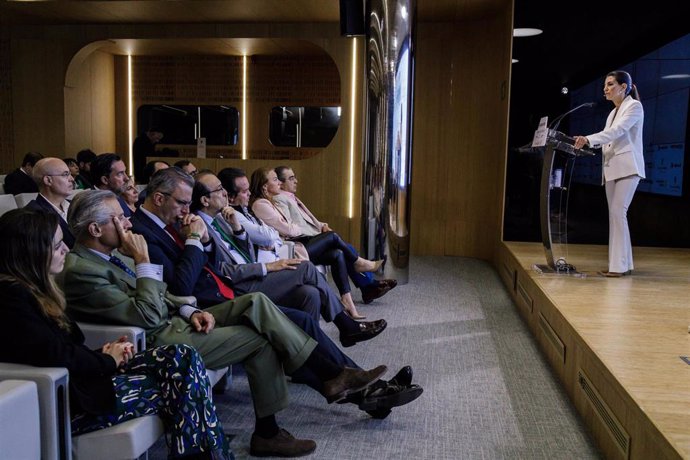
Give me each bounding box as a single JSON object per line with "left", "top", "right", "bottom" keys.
{"left": 150, "top": 256, "right": 600, "bottom": 459}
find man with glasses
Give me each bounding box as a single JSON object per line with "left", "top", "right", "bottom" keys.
{"left": 27, "top": 157, "right": 76, "bottom": 248}
{"left": 91, "top": 153, "right": 133, "bottom": 217}
{"left": 190, "top": 171, "right": 387, "bottom": 348}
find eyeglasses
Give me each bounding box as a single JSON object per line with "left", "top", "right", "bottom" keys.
{"left": 189, "top": 169, "right": 199, "bottom": 177}
{"left": 159, "top": 192, "right": 192, "bottom": 208}
{"left": 206, "top": 184, "right": 225, "bottom": 195}
{"left": 45, "top": 171, "right": 71, "bottom": 178}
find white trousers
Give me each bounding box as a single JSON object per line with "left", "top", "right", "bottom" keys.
{"left": 605, "top": 175, "right": 640, "bottom": 273}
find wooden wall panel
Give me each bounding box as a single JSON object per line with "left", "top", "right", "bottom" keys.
{"left": 64, "top": 50, "right": 115, "bottom": 156}
{"left": 411, "top": 14, "right": 512, "bottom": 260}
{"left": 3, "top": 11, "right": 513, "bottom": 259}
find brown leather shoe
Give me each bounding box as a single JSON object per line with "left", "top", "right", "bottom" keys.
{"left": 361, "top": 280, "right": 396, "bottom": 304}
{"left": 249, "top": 429, "right": 316, "bottom": 457}
{"left": 323, "top": 365, "right": 388, "bottom": 403}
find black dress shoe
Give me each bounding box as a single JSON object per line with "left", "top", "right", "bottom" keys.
{"left": 361, "top": 281, "right": 394, "bottom": 304}
{"left": 250, "top": 429, "right": 316, "bottom": 457}
{"left": 359, "top": 380, "right": 423, "bottom": 419}
{"left": 389, "top": 365, "right": 413, "bottom": 387}
{"left": 340, "top": 319, "right": 387, "bottom": 347}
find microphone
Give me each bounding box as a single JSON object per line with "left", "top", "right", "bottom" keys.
{"left": 549, "top": 101, "right": 596, "bottom": 130}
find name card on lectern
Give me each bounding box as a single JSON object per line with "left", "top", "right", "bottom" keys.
{"left": 531, "top": 116, "right": 549, "bottom": 148}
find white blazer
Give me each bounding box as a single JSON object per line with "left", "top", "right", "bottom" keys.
{"left": 586, "top": 95, "right": 645, "bottom": 183}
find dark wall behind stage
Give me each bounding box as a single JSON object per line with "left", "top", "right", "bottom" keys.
{"left": 505, "top": 1, "right": 690, "bottom": 249}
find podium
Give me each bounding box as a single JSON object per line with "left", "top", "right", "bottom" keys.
{"left": 525, "top": 128, "right": 596, "bottom": 273}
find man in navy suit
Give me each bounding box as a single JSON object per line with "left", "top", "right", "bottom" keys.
{"left": 130, "top": 167, "right": 385, "bottom": 348}
{"left": 190, "top": 170, "right": 387, "bottom": 347}
{"left": 4, "top": 151, "right": 42, "bottom": 195}
{"left": 90, "top": 153, "right": 133, "bottom": 217}
{"left": 26, "top": 157, "right": 76, "bottom": 248}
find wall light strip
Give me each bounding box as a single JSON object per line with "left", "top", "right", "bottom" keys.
{"left": 348, "top": 38, "right": 357, "bottom": 219}
{"left": 127, "top": 55, "right": 133, "bottom": 177}
{"left": 242, "top": 55, "right": 247, "bottom": 160}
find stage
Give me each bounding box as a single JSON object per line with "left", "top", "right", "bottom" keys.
{"left": 497, "top": 242, "right": 690, "bottom": 460}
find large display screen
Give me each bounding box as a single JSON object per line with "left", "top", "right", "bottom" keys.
{"left": 569, "top": 33, "right": 690, "bottom": 197}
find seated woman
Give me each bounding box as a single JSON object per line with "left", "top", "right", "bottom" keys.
{"left": 249, "top": 167, "right": 382, "bottom": 319}
{"left": 120, "top": 181, "right": 140, "bottom": 213}
{"left": 0, "top": 209, "right": 230, "bottom": 460}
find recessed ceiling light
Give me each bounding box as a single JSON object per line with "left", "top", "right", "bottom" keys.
{"left": 514, "top": 28, "right": 543, "bottom": 37}
{"left": 512, "top": 59, "right": 519, "bottom": 64}
{"left": 661, "top": 74, "right": 690, "bottom": 79}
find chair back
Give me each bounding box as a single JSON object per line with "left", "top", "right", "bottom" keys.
{"left": 0, "top": 194, "right": 18, "bottom": 216}
{"left": 14, "top": 192, "right": 38, "bottom": 208}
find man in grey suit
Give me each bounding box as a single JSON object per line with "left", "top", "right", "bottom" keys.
{"left": 190, "top": 170, "right": 382, "bottom": 347}
{"left": 59, "top": 189, "right": 388, "bottom": 457}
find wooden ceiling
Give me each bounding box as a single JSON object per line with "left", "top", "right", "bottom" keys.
{"left": 0, "top": 0, "right": 507, "bottom": 25}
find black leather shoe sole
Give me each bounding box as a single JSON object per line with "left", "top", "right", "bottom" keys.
{"left": 358, "top": 384, "right": 424, "bottom": 412}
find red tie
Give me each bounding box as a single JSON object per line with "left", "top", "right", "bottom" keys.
{"left": 164, "top": 224, "right": 235, "bottom": 300}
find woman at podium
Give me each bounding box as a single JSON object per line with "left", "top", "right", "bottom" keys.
{"left": 573, "top": 70, "right": 644, "bottom": 278}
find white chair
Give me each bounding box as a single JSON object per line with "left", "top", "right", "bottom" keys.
{"left": 68, "top": 189, "right": 85, "bottom": 200}
{"left": 0, "top": 183, "right": 4, "bottom": 194}
{"left": 136, "top": 184, "right": 147, "bottom": 192}
{"left": 0, "top": 194, "right": 18, "bottom": 216}
{"left": 0, "top": 323, "right": 229, "bottom": 460}
{"left": 0, "top": 380, "right": 41, "bottom": 460}
{"left": 14, "top": 192, "right": 38, "bottom": 208}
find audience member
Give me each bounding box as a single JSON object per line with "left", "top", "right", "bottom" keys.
{"left": 175, "top": 159, "right": 198, "bottom": 176}
{"left": 90, "top": 153, "right": 132, "bottom": 217}
{"left": 251, "top": 167, "right": 382, "bottom": 319}
{"left": 26, "top": 157, "right": 76, "bottom": 248}
{"left": 274, "top": 165, "right": 397, "bottom": 304}
{"left": 63, "top": 158, "right": 82, "bottom": 186}
{"left": 219, "top": 167, "right": 299, "bottom": 261}
{"left": 132, "top": 128, "right": 163, "bottom": 181}
{"left": 4, "top": 151, "right": 43, "bottom": 195}
{"left": 0, "top": 208, "right": 231, "bottom": 459}
{"left": 61, "top": 190, "right": 389, "bottom": 456}
{"left": 75, "top": 149, "right": 97, "bottom": 189}
{"left": 121, "top": 182, "right": 140, "bottom": 213}
{"left": 191, "top": 170, "right": 386, "bottom": 345}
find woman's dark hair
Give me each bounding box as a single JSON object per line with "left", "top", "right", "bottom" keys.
{"left": 249, "top": 167, "right": 273, "bottom": 206}
{"left": 608, "top": 70, "right": 640, "bottom": 100}
{"left": 63, "top": 158, "right": 78, "bottom": 168}
{"left": 0, "top": 209, "right": 69, "bottom": 329}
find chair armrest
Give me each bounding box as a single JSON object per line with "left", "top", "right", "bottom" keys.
{"left": 0, "top": 380, "right": 41, "bottom": 459}
{"left": 0, "top": 363, "right": 71, "bottom": 460}
{"left": 278, "top": 241, "right": 295, "bottom": 259}
{"left": 78, "top": 322, "right": 147, "bottom": 352}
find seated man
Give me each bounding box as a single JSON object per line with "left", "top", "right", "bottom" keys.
{"left": 26, "top": 157, "right": 76, "bottom": 248}
{"left": 62, "top": 190, "right": 422, "bottom": 423}
{"left": 4, "top": 151, "right": 43, "bottom": 195}
{"left": 174, "top": 159, "right": 198, "bottom": 177}
{"left": 75, "top": 149, "right": 96, "bottom": 189}
{"left": 130, "top": 167, "right": 385, "bottom": 343}
{"left": 191, "top": 170, "right": 385, "bottom": 347}
{"left": 91, "top": 153, "right": 133, "bottom": 217}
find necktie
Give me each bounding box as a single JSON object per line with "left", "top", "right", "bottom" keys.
{"left": 211, "top": 221, "right": 250, "bottom": 263}
{"left": 164, "top": 224, "right": 235, "bottom": 300}
{"left": 109, "top": 255, "right": 136, "bottom": 278}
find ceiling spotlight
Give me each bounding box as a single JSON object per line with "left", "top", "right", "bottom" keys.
{"left": 561, "top": 87, "right": 569, "bottom": 95}
{"left": 512, "top": 59, "right": 519, "bottom": 64}
{"left": 514, "top": 28, "right": 543, "bottom": 37}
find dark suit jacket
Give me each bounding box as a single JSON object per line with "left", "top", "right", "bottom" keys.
{"left": 0, "top": 280, "right": 117, "bottom": 415}
{"left": 26, "top": 194, "right": 76, "bottom": 248}
{"left": 197, "top": 211, "right": 264, "bottom": 284}
{"left": 4, "top": 168, "right": 38, "bottom": 195}
{"left": 130, "top": 208, "right": 229, "bottom": 307}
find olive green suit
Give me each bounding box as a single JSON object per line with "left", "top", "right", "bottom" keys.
{"left": 59, "top": 244, "right": 317, "bottom": 418}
